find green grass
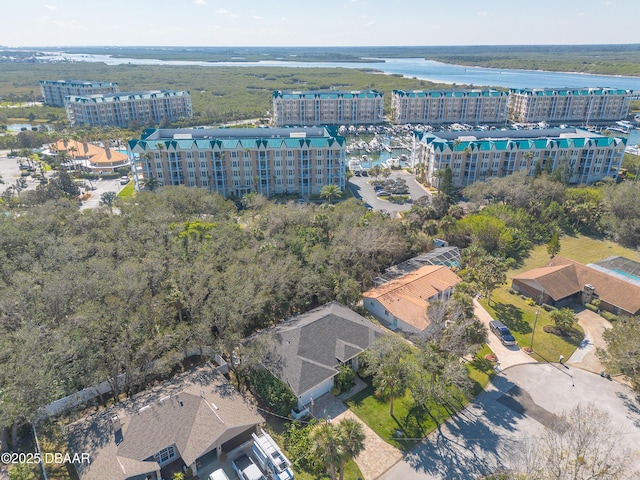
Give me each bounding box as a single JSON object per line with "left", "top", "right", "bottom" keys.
{"left": 479, "top": 290, "right": 583, "bottom": 363}
{"left": 345, "top": 382, "right": 461, "bottom": 452}
{"left": 117, "top": 181, "right": 135, "bottom": 198}
{"left": 467, "top": 344, "right": 496, "bottom": 396}
{"left": 482, "top": 234, "right": 640, "bottom": 363}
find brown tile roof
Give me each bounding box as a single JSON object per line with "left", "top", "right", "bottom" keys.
{"left": 363, "top": 265, "right": 462, "bottom": 331}
{"left": 67, "top": 366, "right": 264, "bottom": 480}
{"left": 512, "top": 256, "right": 640, "bottom": 315}
{"left": 53, "top": 140, "right": 127, "bottom": 166}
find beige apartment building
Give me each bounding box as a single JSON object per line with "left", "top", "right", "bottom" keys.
{"left": 507, "top": 88, "right": 633, "bottom": 125}
{"left": 272, "top": 90, "right": 384, "bottom": 127}
{"left": 415, "top": 127, "right": 625, "bottom": 188}
{"left": 391, "top": 89, "right": 509, "bottom": 125}
{"left": 128, "top": 126, "right": 346, "bottom": 198}
{"left": 40, "top": 79, "right": 120, "bottom": 107}
{"left": 65, "top": 90, "right": 192, "bottom": 128}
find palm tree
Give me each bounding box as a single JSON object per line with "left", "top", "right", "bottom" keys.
{"left": 310, "top": 421, "right": 343, "bottom": 480}
{"left": 145, "top": 175, "right": 160, "bottom": 192}
{"left": 320, "top": 184, "right": 342, "bottom": 204}
{"left": 337, "top": 418, "right": 365, "bottom": 480}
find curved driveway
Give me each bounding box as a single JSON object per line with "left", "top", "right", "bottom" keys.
{"left": 380, "top": 363, "right": 640, "bottom": 480}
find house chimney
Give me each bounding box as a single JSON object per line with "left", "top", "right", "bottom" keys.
{"left": 112, "top": 415, "right": 123, "bottom": 445}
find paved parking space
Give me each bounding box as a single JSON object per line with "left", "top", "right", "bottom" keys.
{"left": 380, "top": 363, "right": 640, "bottom": 480}
{"left": 348, "top": 171, "right": 430, "bottom": 216}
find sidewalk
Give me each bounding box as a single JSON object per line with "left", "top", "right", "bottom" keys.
{"left": 312, "top": 377, "right": 402, "bottom": 480}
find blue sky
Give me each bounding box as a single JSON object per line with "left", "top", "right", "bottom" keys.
{"left": 3, "top": 0, "right": 640, "bottom": 47}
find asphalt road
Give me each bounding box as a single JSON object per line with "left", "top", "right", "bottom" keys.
{"left": 380, "top": 363, "right": 640, "bottom": 480}
{"left": 348, "top": 170, "right": 430, "bottom": 216}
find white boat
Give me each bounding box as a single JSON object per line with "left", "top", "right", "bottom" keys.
{"left": 348, "top": 157, "right": 362, "bottom": 170}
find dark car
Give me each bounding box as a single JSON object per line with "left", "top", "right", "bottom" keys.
{"left": 489, "top": 320, "right": 517, "bottom": 346}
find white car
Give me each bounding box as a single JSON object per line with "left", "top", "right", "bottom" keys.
{"left": 209, "top": 468, "right": 231, "bottom": 480}
{"left": 120, "top": 176, "right": 130, "bottom": 185}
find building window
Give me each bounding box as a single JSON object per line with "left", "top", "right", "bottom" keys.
{"left": 154, "top": 446, "right": 176, "bottom": 466}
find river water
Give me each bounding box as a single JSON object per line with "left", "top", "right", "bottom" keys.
{"left": 39, "top": 52, "right": 640, "bottom": 91}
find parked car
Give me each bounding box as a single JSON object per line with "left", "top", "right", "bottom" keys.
{"left": 489, "top": 320, "right": 517, "bottom": 346}
{"left": 361, "top": 170, "right": 368, "bottom": 176}
{"left": 120, "top": 176, "right": 130, "bottom": 185}
{"left": 209, "top": 468, "right": 231, "bottom": 480}
{"left": 376, "top": 190, "right": 390, "bottom": 197}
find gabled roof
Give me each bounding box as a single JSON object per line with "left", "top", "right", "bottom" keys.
{"left": 67, "top": 366, "right": 264, "bottom": 480}
{"left": 260, "top": 302, "right": 384, "bottom": 396}
{"left": 363, "top": 265, "right": 462, "bottom": 331}
{"left": 512, "top": 256, "right": 640, "bottom": 315}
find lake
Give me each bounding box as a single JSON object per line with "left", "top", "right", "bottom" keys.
{"left": 40, "top": 52, "right": 640, "bottom": 91}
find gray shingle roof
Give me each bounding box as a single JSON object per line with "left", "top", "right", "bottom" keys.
{"left": 261, "top": 302, "right": 384, "bottom": 396}
{"left": 67, "top": 366, "right": 264, "bottom": 480}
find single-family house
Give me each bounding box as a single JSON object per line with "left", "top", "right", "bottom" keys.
{"left": 511, "top": 256, "right": 640, "bottom": 316}
{"left": 258, "top": 301, "right": 384, "bottom": 410}
{"left": 363, "top": 265, "right": 462, "bottom": 333}
{"left": 66, "top": 365, "right": 264, "bottom": 480}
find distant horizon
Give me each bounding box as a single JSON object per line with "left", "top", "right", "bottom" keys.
{"left": 4, "top": 43, "right": 640, "bottom": 49}
{"left": 2, "top": 0, "right": 639, "bottom": 47}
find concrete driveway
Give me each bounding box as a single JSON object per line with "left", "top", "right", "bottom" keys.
{"left": 567, "top": 309, "right": 612, "bottom": 374}
{"left": 380, "top": 363, "right": 640, "bottom": 480}
{"left": 474, "top": 299, "right": 536, "bottom": 369}
{"left": 348, "top": 171, "right": 430, "bottom": 216}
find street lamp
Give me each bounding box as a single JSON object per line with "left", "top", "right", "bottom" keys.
{"left": 530, "top": 309, "right": 539, "bottom": 352}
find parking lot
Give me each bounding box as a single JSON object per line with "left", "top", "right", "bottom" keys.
{"left": 348, "top": 170, "right": 430, "bottom": 216}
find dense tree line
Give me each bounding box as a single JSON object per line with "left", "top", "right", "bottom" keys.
{"left": 0, "top": 189, "right": 412, "bottom": 451}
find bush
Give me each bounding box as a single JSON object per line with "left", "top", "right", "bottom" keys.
{"left": 282, "top": 420, "right": 322, "bottom": 474}
{"left": 525, "top": 298, "right": 537, "bottom": 306}
{"left": 248, "top": 368, "right": 297, "bottom": 416}
{"left": 584, "top": 303, "right": 599, "bottom": 313}
{"left": 542, "top": 303, "right": 557, "bottom": 312}
{"left": 334, "top": 364, "right": 355, "bottom": 393}
{"left": 600, "top": 310, "right": 618, "bottom": 322}
{"left": 507, "top": 288, "right": 516, "bottom": 295}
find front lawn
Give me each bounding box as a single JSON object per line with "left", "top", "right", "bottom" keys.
{"left": 479, "top": 291, "right": 583, "bottom": 363}
{"left": 345, "top": 347, "right": 495, "bottom": 452}
{"left": 479, "top": 233, "right": 640, "bottom": 363}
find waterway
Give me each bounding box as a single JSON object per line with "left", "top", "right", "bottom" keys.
{"left": 39, "top": 52, "right": 640, "bottom": 91}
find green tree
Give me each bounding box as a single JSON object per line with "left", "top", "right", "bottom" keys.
{"left": 361, "top": 335, "right": 412, "bottom": 417}
{"left": 440, "top": 166, "right": 455, "bottom": 199}
{"left": 550, "top": 307, "right": 576, "bottom": 333}
{"left": 546, "top": 232, "right": 561, "bottom": 258}
{"left": 310, "top": 421, "right": 342, "bottom": 480}
{"left": 597, "top": 316, "right": 640, "bottom": 390}
{"left": 100, "top": 191, "right": 117, "bottom": 209}
{"left": 470, "top": 255, "right": 507, "bottom": 306}
{"left": 336, "top": 418, "right": 365, "bottom": 480}
{"left": 320, "top": 184, "right": 342, "bottom": 204}
{"left": 144, "top": 175, "right": 161, "bottom": 192}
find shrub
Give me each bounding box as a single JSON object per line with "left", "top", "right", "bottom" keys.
{"left": 591, "top": 298, "right": 601, "bottom": 308}
{"left": 507, "top": 288, "right": 516, "bottom": 295}
{"left": 584, "top": 303, "right": 599, "bottom": 313}
{"left": 248, "top": 368, "right": 297, "bottom": 416}
{"left": 542, "top": 303, "right": 557, "bottom": 312}
{"left": 600, "top": 310, "right": 618, "bottom": 322}
{"left": 283, "top": 420, "right": 322, "bottom": 474}
{"left": 334, "top": 364, "right": 355, "bottom": 393}
{"left": 525, "top": 298, "right": 537, "bottom": 306}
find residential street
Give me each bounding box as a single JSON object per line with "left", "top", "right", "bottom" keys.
{"left": 380, "top": 364, "right": 640, "bottom": 480}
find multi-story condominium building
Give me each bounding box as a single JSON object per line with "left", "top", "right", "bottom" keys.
{"left": 507, "top": 88, "right": 633, "bottom": 125}
{"left": 391, "top": 89, "right": 509, "bottom": 125}
{"left": 128, "top": 126, "right": 346, "bottom": 198}
{"left": 40, "top": 80, "right": 120, "bottom": 107}
{"left": 272, "top": 90, "right": 384, "bottom": 127}
{"left": 415, "top": 128, "right": 625, "bottom": 188}
{"left": 65, "top": 90, "right": 192, "bottom": 128}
